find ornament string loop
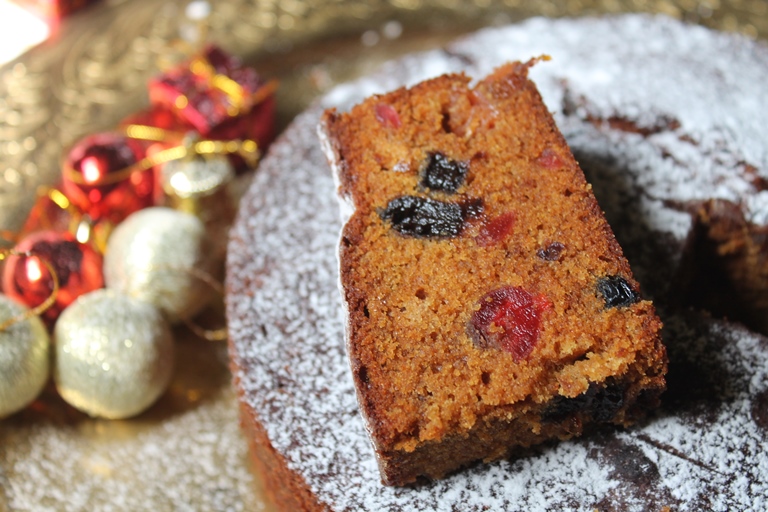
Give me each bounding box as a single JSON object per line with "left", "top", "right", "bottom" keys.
{"left": 122, "top": 124, "right": 186, "bottom": 143}
{"left": 179, "top": 265, "right": 227, "bottom": 342}
{"left": 250, "top": 79, "right": 279, "bottom": 108}
{"left": 0, "top": 250, "right": 60, "bottom": 332}
{"left": 162, "top": 1, "right": 211, "bottom": 59}
{"left": 147, "top": 263, "right": 227, "bottom": 341}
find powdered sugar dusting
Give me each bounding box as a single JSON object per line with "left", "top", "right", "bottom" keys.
{"left": 226, "top": 15, "right": 768, "bottom": 511}
{"left": 453, "top": 16, "right": 768, "bottom": 227}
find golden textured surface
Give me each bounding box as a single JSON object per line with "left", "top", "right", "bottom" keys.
{"left": 0, "top": 0, "right": 765, "bottom": 510}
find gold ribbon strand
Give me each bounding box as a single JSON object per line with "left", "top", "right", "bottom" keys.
{"left": 178, "top": 265, "right": 227, "bottom": 342}
{"left": 142, "top": 263, "right": 228, "bottom": 342}
{"left": 62, "top": 133, "right": 260, "bottom": 187}
{"left": 29, "top": 187, "right": 113, "bottom": 252}
{"left": 176, "top": 50, "right": 278, "bottom": 118}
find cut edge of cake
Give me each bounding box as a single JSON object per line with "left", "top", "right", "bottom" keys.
{"left": 319, "top": 59, "right": 667, "bottom": 486}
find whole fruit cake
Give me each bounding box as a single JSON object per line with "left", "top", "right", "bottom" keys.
{"left": 319, "top": 61, "right": 666, "bottom": 486}
{"left": 226, "top": 14, "right": 768, "bottom": 512}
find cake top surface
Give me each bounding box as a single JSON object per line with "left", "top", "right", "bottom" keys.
{"left": 226, "top": 14, "right": 768, "bottom": 511}
{"left": 326, "top": 15, "right": 768, "bottom": 229}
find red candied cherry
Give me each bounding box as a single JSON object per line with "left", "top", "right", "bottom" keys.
{"left": 468, "top": 286, "right": 551, "bottom": 361}
{"left": 374, "top": 103, "right": 401, "bottom": 129}
{"left": 536, "top": 147, "right": 564, "bottom": 169}
{"left": 477, "top": 212, "right": 516, "bottom": 247}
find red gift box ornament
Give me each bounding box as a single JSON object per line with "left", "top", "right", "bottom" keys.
{"left": 62, "top": 132, "right": 156, "bottom": 225}
{"left": 148, "top": 45, "right": 278, "bottom": 149}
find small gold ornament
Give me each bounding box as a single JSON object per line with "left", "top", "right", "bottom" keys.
{"left": 0, "top": 294, "right": 51, "bottom": 418}
{"left": 54, "top": 289, "right": 174, "bottom": 419}
{"left": 161, "top": 154, "right": 235, "bottom": 258}
{"left": 103, "top": 206, "right": 215, "bottom": 322}
{"left": 161, "top": 153, "right": 233, "bottom": 205}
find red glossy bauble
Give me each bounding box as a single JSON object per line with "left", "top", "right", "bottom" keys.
{"left": 62, "top": 132, "right": 157, "bottom": 224}
{"left": 2, "top": 231, "right": 104, "bottom": 324}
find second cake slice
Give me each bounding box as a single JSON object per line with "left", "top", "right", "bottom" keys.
{"left": 320, "top": 60, "right": 667, "bottom": 486}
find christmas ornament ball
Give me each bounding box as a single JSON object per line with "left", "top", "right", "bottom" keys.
{"left": 62, "top": 132, "right": 155, "bottom": 224}
{"left": 161, "top": 155, "right": 236, "bottom": 259}
{"left": 54, "top": 289, "right": 174, "bottom": 419}
{"left": 104, "top": 207, "right": 215, "bottom": 322}
{"left": 2, "top": 230, "right": 104, "bottom": 324}
{"left": 0, "top": 294, "right": 50, "bottom": 418}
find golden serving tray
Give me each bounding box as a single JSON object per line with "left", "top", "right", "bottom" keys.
{"left": 0, "top": 0, "right": 764, "bottom": 510}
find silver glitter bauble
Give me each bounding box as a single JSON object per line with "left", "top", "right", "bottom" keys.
{"left": 0, "top": 295, "right": 50, "bottom": 418}
{"left": 104, "top": 206, "right": 215, "bottom": 322}
{"left": 54, "top": 289, "right": 174, "bottom": 419}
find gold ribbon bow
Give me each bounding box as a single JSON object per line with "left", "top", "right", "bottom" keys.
{"left": 174, "top": 53, "right": 278, "bottom": 119}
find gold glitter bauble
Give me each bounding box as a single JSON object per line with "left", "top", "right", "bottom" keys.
{"left": 161, "top": 156, "right": 236, "bottom": 260}
{"left": 103, "top": 206, "right": 215, "bottom": 322}
{"left": 161, "top": 156, "right": 234, "bottom": 204}
{"left": 54, "top": 289, "right": 174, "bottom": 419}
{"left": 0, "top": 295, "right": 50, "bottom": 418}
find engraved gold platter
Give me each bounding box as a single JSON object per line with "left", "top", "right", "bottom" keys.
{"left": 0, "top": 0, "right": 765, "bottom": 510}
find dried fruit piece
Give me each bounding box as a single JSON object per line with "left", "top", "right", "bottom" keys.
{"left": 380, "top": 196, "right": 464, "bottom": 238}
{"left": 477, "top": 212, "right": 516, "bottom": 247}
{"left": 459, "top": 198, "right": 484, "bottom": 219}
{"left": 374, "top": 103, "right": 401, "bottom": 129}
{"left": 536, "top": 147, "right": 564, "bottom": 169}
{"left": 468, "top": 286, "right": 550, "bottom": 361}
{"left": 597, "top": 276, "right": 640, "bottom": 308}
{"left": 537, "top": 241, "right": 565, "bottom": 261}
{"left": 419, "top": 152, "right": 469, "bottom": 194}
